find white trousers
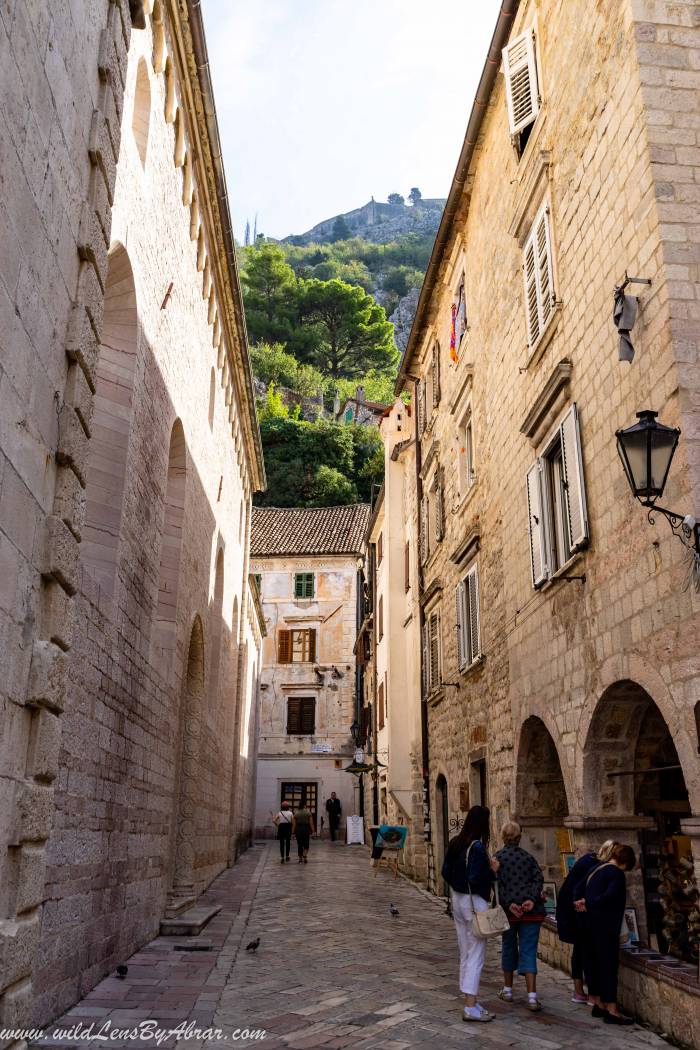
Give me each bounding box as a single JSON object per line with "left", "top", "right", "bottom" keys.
{"left": 452, "top": 891, "right": 488, "bottom": 996}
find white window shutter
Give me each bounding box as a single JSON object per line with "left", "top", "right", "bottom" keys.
{"left": 526, "top": 461, "right": 548, "bottom": 587}
{"left": 467, "top": 565, "right": 481, "bottom": 663}
{"left": 432, "top": 344, "right": 441, "bottom": 407}
{"left": 420, "top": 495, "right": 429, "bottom": 563}
{"left": 435, "top": 471, "right": 445, "bottom": 542}
{"left": 422, "top": 622, "right": 429, "bottom": 697}
{"left": 523, "top": 234, "right": 540, "bottom": 347}
{"left": 429, "top": 611, "right": 441, "bottom": 691}
{"left": 560, "top": 403, "right": 589, "bottom": 550}
{"left": 536, "top": 206, "right": 554, "bottom": 328}
{"left": 502, "top": 29, "right": 539, "bottom": 135}
{"left": 455, "top": 582, "right": 466, "bottom": 670}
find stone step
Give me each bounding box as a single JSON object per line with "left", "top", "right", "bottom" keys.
{"left": 159, "top": 903, "right": 222, "bottom": 937}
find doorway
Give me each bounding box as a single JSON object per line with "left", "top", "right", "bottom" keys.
{"left": 281, "top": 782, "right": 318, "bottom": 828}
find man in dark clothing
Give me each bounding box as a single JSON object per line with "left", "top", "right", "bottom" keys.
{"left": 325, "top": 793, "right": 342, "bottom": 841}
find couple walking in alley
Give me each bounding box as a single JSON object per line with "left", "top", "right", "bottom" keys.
{"left": 273, "top": 801, "right": 314, "bottom": 863}
{"left": 442, "top": 807, "right": 636, "bottom": 1026}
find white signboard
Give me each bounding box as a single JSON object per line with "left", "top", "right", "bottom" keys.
{"left": 346, "top": 814, "right": 365, "bottom": 845}
{"left": 310, "top": 741, "right": 332, "bottom": 753}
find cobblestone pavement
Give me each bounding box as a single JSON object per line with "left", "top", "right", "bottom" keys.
{"left": 40, "top": 842, "right": 671, "bottom": 1050}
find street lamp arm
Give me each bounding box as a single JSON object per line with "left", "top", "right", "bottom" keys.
{"left": 639, "top": 499, "right": 700, "bottom": 555}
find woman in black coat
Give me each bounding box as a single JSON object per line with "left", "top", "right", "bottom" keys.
{"left": 572, "top": 842, "right": 636, "bottom": 1025}
{"left": 556, "top": 840, "right": 616, "bottom": 1003}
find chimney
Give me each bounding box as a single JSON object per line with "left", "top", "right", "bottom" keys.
{"left": 355, "top": 385, "right": 365, "bottom": 403}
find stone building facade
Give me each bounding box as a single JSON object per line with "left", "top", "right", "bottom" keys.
{"left": 382, "top": 0, "right": 700, "bottom": 1040}
{"left": 0, "top": 0, "right": 265, "bottom": 1033}
{"left": 250, "top": 505, "right": 370, "bottom": 840}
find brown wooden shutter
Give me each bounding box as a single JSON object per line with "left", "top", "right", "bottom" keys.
{"left": 278, "top": 629, "right": 292, "bottom": 663}
{"left": 378, "top": 682, "right": 385, "bottom": 729}
{"left": 308, "top": 628, "right": 317, "bottom": 663}
{"left": 287, "top": 697, "right": 301, "bottom": 733}
{"left": 300, "top": 697, "right": 315, "bottom": 734}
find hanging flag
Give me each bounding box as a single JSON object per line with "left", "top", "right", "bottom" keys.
{"left": 613, "top": 288, "right": 638, "bottom": 362}
{"left": 450, "top": 302, "right": 458, "bottom": 363}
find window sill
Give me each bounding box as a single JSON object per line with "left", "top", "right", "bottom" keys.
{"left": 523, "top": 302, "right": 562, "bottom": 371}
{"left": 426, "top": 687, "right": 445, "bottom": 708}
{"left": 536, "top": 550, "right": 587, "bottom": 592}
{"left": 459, "top": 654, "right": 485, "bottom": 679}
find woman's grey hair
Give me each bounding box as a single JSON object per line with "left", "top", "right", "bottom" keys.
{"left": 501, "top": 820, "right": 522, "bottom": 845}
{"left": 597, "top": 839, "right": 617, "bottom": 861}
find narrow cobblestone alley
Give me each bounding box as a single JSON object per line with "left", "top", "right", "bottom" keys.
{"left": 39, "top": 843, "right": 671, "bottom": 1050}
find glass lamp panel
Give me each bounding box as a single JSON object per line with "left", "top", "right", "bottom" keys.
{"left": 649, "top": 429, "right": 678, "bottom": 493}
{"left": 620, "top": 430, "right": 650, "bottom": 495}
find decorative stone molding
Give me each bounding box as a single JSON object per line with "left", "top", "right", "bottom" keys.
{"left": 520, "top": 359, "right": 573, "bottom": 445}
{"left": 450, "top": 523, "right": 481, "bottom": 566}
{"left": 508, "top": 148, "right": 553, "bottom": 244}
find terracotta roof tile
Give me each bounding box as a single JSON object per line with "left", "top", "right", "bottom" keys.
{"left": 251, "top": 504, "right": 371, "bottom": 557}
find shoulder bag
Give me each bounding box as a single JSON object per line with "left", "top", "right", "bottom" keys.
{"left": 585, "top": 862, "right": 629, "bottom": 945}
{"left": 466, "top": 841, "right": 510, "bottom": 939}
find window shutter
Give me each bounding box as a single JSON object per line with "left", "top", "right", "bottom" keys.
{"left": 378, "top": 596, "right": 384, "bottom": 641}
{"left": 467, "top": 565, "right": 481, "bottom": 663}
{"left": 300, "top": 698, "right": 315, "bottom": 734}
{"left": 502, "top": 29, "right": 539, "bottom": 135}
{"left": 559, "top": 403, "right": 589, "bottom": 550}
{"left": 278, "top": 629, "right": 292, "bottom": 663}
{"left": 536, "top": 206, "right": 554, "bottom": 328}
{"left": 421, "top": 622, "right": 429, "bottom": 696}
{"left": 432, "top": 343, "right": 441, "bottom": 407}
{"left": 308, "top": 629, "right": 317, "bottom": 664}
{"left": 416, "top": 380, "right": 425, "bottom": 434}
{"left": 523, "top": 233, "right": 540, "bottom": 347}
{"left": 435, "top": 472, "right": 445, "bottom": 542}
{"left": 420, "top": 495, "right": 429, "bottom": 564}
{"left": 455, "top": 581, "right": 466, "bottom": 671}
{"left": 287, "top": 697, "right": 301, "bottom": 733}
{"left": 526, "top": 461, "right": 548, "bottom": 587}
{"left": 429, "top": 611, "right": 441, "bottom": 691}
{"left": 404, "top": 541, "right": 410, "bottom": 592}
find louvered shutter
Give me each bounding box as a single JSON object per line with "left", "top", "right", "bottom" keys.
{"left": 421, "top": 622, "right": 429, "bottom": 696}
{"left": 420, "top": 495, "right": 429, "bottom": 563}
{"left": 536, "top": 205, "right": 554, "bottom": 328}
{"left": 416, "top": 380, "right": 425, "bottom": 434}
{"left": 429, "top": 611, "right": 440, "bottom": 691}
{"left": 278, "top": 629, "right": 292, "bottom": 663}
{"left": 502, "top": 29, "right": 540, "bottom": 135}
{"left": 300, "top": 697, "right": 315, "bottom": 734}
{"left": 523, "top": 232, "right": 540, "bottom": 347}
{"left": 455, "top": 581, "right": 466, "bottom": 671}
{"left": 467, "top": 565, "right": 481, "bottom": 663}
{"left": 287, "top": 697, "right": 301, "bottom": 733}
{"left": 308, "top": 629, "right": 317, "bottom": 663}
{"left": 559, "top": 403, "right": 589, "bottom": 550}
{"left": 432, "top": 343, "right": 441, "bottom": 407}
{"left": 435, "top": 472, "right": 445, "bottom": 542}
{"left": 526, "top": 461, "right": 548, "bottom": 587}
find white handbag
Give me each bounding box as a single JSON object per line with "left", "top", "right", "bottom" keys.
{"left": 466, "top": 842, "right": 511, "bottom": 939}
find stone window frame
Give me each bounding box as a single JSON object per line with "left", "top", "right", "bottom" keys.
{"left": 455, "top": 561, "right": 482, "bottom": 673}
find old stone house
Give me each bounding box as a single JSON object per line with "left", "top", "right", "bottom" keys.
{"left": 382, "top": 0, "right": 700, "bottom": 1039}
{"left": 0, "top": 0, "right": 265, "bottom": 1032}
{"left": 250, "top": 505, "right": 370, "bottom": 839}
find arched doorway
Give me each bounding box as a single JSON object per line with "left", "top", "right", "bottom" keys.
{"left": 583, "top": 681, "right": 694, "bottom": 961}
{"left": 435, "top": 774, "right": 449, "bottom": 895}
{"left": 515, "top": 716, "right": 569, "bottom": 883}
{"left": 168, "top": 617, "right": 204, "bottom": 913}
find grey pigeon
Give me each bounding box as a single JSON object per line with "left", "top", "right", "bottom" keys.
{"left": 246, "top": 937, "right": 260, "bottom": 952}
{"left": 389, "top": 903, "right": 399, "bottom": 917}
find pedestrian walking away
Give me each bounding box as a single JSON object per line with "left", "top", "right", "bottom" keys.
{"left": 494, "top": 821, "right": 546, "bottom": 1012}
{"left": 573, "top": 842, "right": 637, "bottom": 1026}
{"left": 325, "top": 792, "right": 342, "bottom": 842}
{"left": 441, "top": 805, "right": 499, "bottom": 1023}
{"left": 273, "top": 801, "right": 294, "bottom": 863}
{"left": 292, "top": 805, "right": 316, "bottom": 862}
{"left": 556, "top": 839, "right": 617, "bottom": 1004}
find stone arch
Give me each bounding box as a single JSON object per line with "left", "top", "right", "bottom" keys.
{"left": 208, "top": 367, "right": 216, "bottom": 430}
{"left": 168, "top": 615, "right": 204, "bottom": 910}
{"left": 83, "top": 243, "right": 138, "bottom": 599}
{"left": 209, "top": 547, "right": 225, "bottom": 709}
{"left": 132, "top": 57, "right": 151, "bottom": 167}
{"left": 514, "top": 716, "right": 569, "bottom": 882}
{"left": 153, "top": 419, "right": 186, "bottom": 659}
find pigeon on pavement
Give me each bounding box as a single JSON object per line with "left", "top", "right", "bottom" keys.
{"left": 246, "top": 937, "right": 260, "bottom": 952}
{"left": 389, "top": 903, "right": 400, "bottom": 917}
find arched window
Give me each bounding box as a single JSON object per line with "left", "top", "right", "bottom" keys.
{"left": 208, "top": 368, "right": 216, "bottom": 430}
{"left": 83, "top": 244, "right": 138, "bottom": 599}
{"left": 153, "top": 420, "right": 186, "bottom": 657}
{"left": 209, "top": 548, "right": 224, "bottom": 708}
{"left": 132, "top": 58, "right": 151, "bottom": 168}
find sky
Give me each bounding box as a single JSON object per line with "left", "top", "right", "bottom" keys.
{"left": 202, "top": 0, "right": 502, "bottom": 242}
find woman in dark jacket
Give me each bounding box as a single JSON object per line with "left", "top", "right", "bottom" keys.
{"left": 556, "top": 839, "right": 616, "bottom": 1004}
{"left": 573, "top": 842, "right": 636, "bottom": 1025}
{"left": 441, "top": 805, "right": 498, "bottom": 1023}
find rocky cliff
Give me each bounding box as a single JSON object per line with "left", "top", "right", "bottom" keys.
{"left": 287, "top": 197, "right": 444, "bottom": 246}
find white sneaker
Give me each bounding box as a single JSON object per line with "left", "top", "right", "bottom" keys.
{"left": 463, "top": 1005, "right": 494, "bottom": 1022}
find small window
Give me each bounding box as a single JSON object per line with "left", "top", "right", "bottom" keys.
{"left": 294, "top": 572, "right": 314, "bottom": 599}
{"left": 527, "top": 404, "right": 588, "bottom": 587}
{"left": 377, "top": 681, "right": 385, "bottom": 730}
{"left": 502, "top": 28, "right": 540, "bottom": 156}
{"left": 456, "top": 566, "right": 481, "bottom": 671}
{"left": 287, "top": 697, "right": 316, "bottom": 735}
{"left": 450, "top": 278, "right": 467, "bottom": 363}
{"left": 523, "top": 202, "right": 555, "bottom": 350}
{"left": 457, "top": 402, "right": 476, "bottom": 495}
{"left": 278, "top": 628, "right": 317, "bottom": 663}
{"left": 422, "top": 609, "right": 441, "bottom": 696}
{"left": 378, "top": 595, "right": 384, "bottom": 642}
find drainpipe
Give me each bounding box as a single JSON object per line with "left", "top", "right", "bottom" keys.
{"left": 414, "top": 382, "right": 431, "bottom": 846}
{"left": 369, "top": 542, "right": 380, "bottom": 826}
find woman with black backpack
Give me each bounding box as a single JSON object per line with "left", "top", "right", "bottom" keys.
{"left": 441, "top": 805, "right": 499, "bottom": 1023}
